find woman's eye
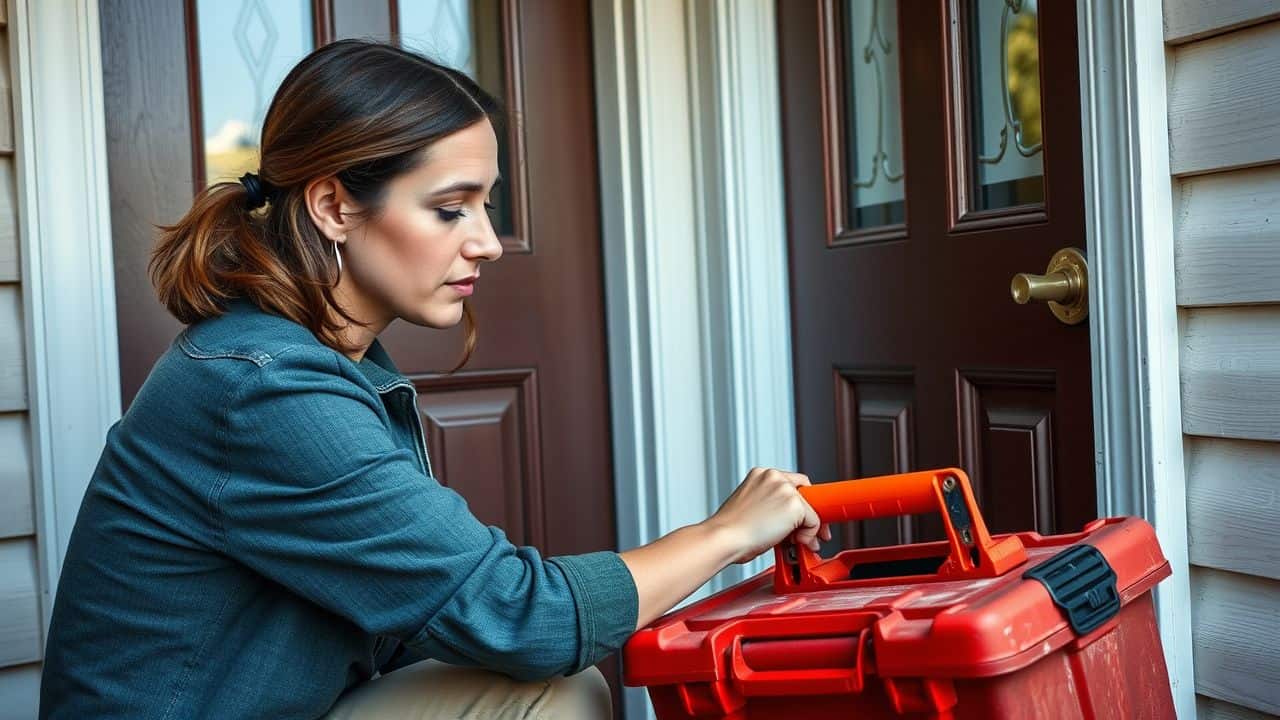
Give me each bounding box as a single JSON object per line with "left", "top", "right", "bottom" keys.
{"left": 435, "top": 207, "right": 466, "bottom": 222}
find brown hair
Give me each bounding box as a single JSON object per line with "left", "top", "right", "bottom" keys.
{"left": 150, "top": 40, "right": 503, "bottom": 367}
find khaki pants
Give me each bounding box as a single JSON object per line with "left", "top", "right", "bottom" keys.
{"left": 322, "top": 660, "right": 613, "bottom": 719}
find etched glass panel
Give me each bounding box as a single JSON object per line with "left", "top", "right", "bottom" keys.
{"left": 966, "top": 0, "right": 1044, "bottom": 211}
{"left": 399, "top": 0, "right": 514, "bottom": 237}
{"left": 196, "top": 0, "right": 313, "bottom": 185}
{"left": 842, "top": 0, "right": 906, "bottom": 231}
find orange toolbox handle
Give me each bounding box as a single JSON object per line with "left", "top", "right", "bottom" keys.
{"left": 773, "top": 468, "right": 1027, "bottom": 592}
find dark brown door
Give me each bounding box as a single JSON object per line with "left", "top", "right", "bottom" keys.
{"left": 779, "top": 0, "right": 1094, "bottom": 549}
{"left": 100, "top": 0, "right": 624, "bottom": 707}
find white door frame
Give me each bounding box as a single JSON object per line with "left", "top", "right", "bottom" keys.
{"left": 595, "top": 0, "right": 1194, "bottom": 716}
{"left": 592, "top": 1, "right": 797, "bottom": 715}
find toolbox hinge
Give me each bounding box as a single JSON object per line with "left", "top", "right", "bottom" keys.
{"left": 1023, "top": 544, "right": 1121, "bottom": 635}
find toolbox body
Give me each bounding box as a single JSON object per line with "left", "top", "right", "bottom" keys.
{"left": 623, "top": 469, "right": 1174, "bottom": 719}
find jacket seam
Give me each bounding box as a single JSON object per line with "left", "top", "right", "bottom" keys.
{"left": 206, "top": 360, "right": 259, "bottom": 546}
{"left": 159, "top": 574, "right": 248, "bottom": 720}
{"left": 178, "top": 329, "right": 304, "bottom": 368}
{"left": 551, "top": 557, "right": 596, "bottom": 673}
{"left": 179, "top": 332, "right": 270, "bottom": 367}
{"left": 375, "top": 378, "right": 413, "bottom": 394}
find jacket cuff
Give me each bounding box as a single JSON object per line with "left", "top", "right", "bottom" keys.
{"left": 549, "top": 551, "right": 639, "bottom": 674}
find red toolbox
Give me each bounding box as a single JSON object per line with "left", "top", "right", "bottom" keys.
{"left": 623, "top": 468, "right": 1175, "bottom": 719}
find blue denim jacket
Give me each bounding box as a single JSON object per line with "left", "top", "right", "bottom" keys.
{"left": 39, "top": 298, "right": 638, "bottom": 719}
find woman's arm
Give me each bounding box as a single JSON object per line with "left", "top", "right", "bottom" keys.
{"left": 620, "top": 468, "right": 829, "bottom": 629}
{"left": 219, "top": 346, "right": 633, "bottom": 680}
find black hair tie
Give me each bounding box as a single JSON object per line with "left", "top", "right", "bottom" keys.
{"left": 239, "top": 172, "right": 273, "bottom": 210}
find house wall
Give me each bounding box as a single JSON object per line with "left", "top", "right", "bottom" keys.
{"left": 0, "top": 0, "right": 43, "bottom": 714}
{"left": 1163, "top": 2, "right": 1280, "bottom": 718}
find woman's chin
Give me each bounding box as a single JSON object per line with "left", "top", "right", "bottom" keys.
{"left": 401, "top": 302, "right": 464, "bottom": 330}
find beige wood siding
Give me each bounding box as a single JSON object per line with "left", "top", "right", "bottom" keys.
{"left": 1180, "top": 307, "right": 1280, "bottom": 442}
{"left": 0, "top": 538, "right": 40, "bottom": 667}
{"left": 1186, "top": 438, "right": 1280, "bottom": 582}
{"left": 1191, "top": 567, "right": 1280, "bottom": 715}
{"left": 0, "top": 663, "right": 40, "bottom": 717}
{"left": 1167, "top": 5, "right": 1280, "bottom": 717}
{"left": 1200, "top": 695, "right": 1280, "bottom": 720}
{"left": 0, "top": 160, "right": 15, "bottom": 282}
{"left": 0, "top": 285, "right": 24, "bottom": 412}
{"left": 1168, "top": 20, "right": 1280, "bottom": 176}
{"left": 0, "top": 9, "right": 40, "bottom": 716}
{"left": 0, "top": 413, "right": 32, "bottom": 539}
{"left": 0, "top": 25, "right": 10, "bottom": 157}
{"left": 1174, "top": 165, "right": 1280, "bottom": 307}
{"left": 1164, "top": 0, "right": 1280, "bottom": 44}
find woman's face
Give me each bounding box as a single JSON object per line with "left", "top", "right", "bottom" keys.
{"left": 338, "top": 119, "right": 503, "bottom": 331}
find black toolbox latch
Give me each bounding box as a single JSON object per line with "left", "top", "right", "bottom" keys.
{"left": 1023, "top": 544, "right": 1120, "bottom": 635}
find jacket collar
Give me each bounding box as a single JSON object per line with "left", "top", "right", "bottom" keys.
{"left": 353, "top": 337, "right": 412, "bottom": 394}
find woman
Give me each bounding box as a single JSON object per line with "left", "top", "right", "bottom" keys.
{"left": 39, "top": 40, "right": 826, "bottom": 719}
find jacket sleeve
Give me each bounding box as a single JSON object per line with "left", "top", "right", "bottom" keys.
{"left": 215, "top": 346, "right": 638, "bottom": 680}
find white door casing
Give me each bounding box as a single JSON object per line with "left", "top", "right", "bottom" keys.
{"left": 1077, "top": 0, "right": 1195, "bottom": 715}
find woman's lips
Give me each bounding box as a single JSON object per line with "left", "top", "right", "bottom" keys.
{"left": 447, "top": 276, "right": 477, "bottom": 297}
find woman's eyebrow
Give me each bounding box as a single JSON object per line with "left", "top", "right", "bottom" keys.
{"left": 429, "top": 176, "right": 503, "bottom": 197}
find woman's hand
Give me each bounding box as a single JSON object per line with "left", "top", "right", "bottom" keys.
{"left": 620, "top": 467, "right": 831, "bottom": 629}
{"left": 703, "top": 468, "right": 831, "bottom": 564}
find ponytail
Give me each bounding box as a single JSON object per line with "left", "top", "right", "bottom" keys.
{"left": 149, "top": 181, "right": 261, "bottom": 325}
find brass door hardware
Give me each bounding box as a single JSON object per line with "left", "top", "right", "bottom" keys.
{"left": 1010, "top": 247, "right": 1088, "bottom": 326}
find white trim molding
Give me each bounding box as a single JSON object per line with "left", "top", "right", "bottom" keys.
{"left": 12, "top": 0, "right": 122, "bottom": 631}
{"left": 593, "top": 0, "right": 795, "bottom": 715}
{"left": 593, "top": 0, "right": 796, "bottom": 582}
{"left": 686, "top": 0, "right": 796, "bottom": 584}
{"left": 593, "top": 5, "right": 710, "bottom": 715}
{"left": 1077, "top": 0, "right": 1195, "bottom": 716}
{"left": 594, "top": 0, "right": 713, "bottom": 560}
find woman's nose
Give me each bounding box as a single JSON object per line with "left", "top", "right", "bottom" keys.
{"left": 464, "top": 216, "right": 503, "bottom": 263}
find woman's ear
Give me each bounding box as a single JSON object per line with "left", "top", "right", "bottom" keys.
{"left": 304, "top": 176, "right": 361, "bottom": 243}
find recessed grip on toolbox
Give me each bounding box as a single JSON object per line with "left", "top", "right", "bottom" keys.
{"left": 1023, "top": 544, "right": 1121, "bottom": 635}
{"left": 721, "top": 613, "right": 878, "bottom": 697}
{"left": 774, "top": 469, "right": 1028, "bottom": 592}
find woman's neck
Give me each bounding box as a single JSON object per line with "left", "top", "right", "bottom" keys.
{"left": 332, "top": 281, "right": 393, "bottom": 363}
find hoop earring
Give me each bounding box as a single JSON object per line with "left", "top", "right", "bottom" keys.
{"left": 333, "top": 239, "right": 343, "bottom": 275}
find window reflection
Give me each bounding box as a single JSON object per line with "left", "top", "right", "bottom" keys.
{"left": 196, "top": 0, "right": 313, "bottom": 186}
{"left": 399, "top": 0, "right": 515, "bottom": 237}
{"left": 966, "top": 0, "right": 1044, "bottom": 211}
{"left": 842, "top": 0, "right": 906, "bottom": 231}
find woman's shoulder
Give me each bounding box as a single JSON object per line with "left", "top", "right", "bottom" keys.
{"left": 121, "top": 305, "right": 363, "bottom": 462}
{"left": 178, "top": 297, "right": 324, "bottom": 369}
{"left": 149, "top": 299, "right": 377, "bottom": 414}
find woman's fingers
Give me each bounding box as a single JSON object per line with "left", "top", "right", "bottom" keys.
{"left": 756, "top": 469, "right": 819, "bottom": 550}
{"left": 782, "top": 471, "right": 811, "bottom": 487}
{"left": 790, "top": 495, "right": 822, "bottom": 550}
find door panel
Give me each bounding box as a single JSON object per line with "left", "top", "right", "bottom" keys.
{"left": 418, "top": 370, "right": 543, "bottom": 546}
{"left": 781, "top": 0, "right": 1095, "bottom": 549}
{"left": 833, "top": 368, "right": 919, "bottom": 548}
{"left": 101, "top": 0, "right": 623, "bottom": 708}
{"left": 956, "top": 369, "right": 1058, "bottom": 534}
